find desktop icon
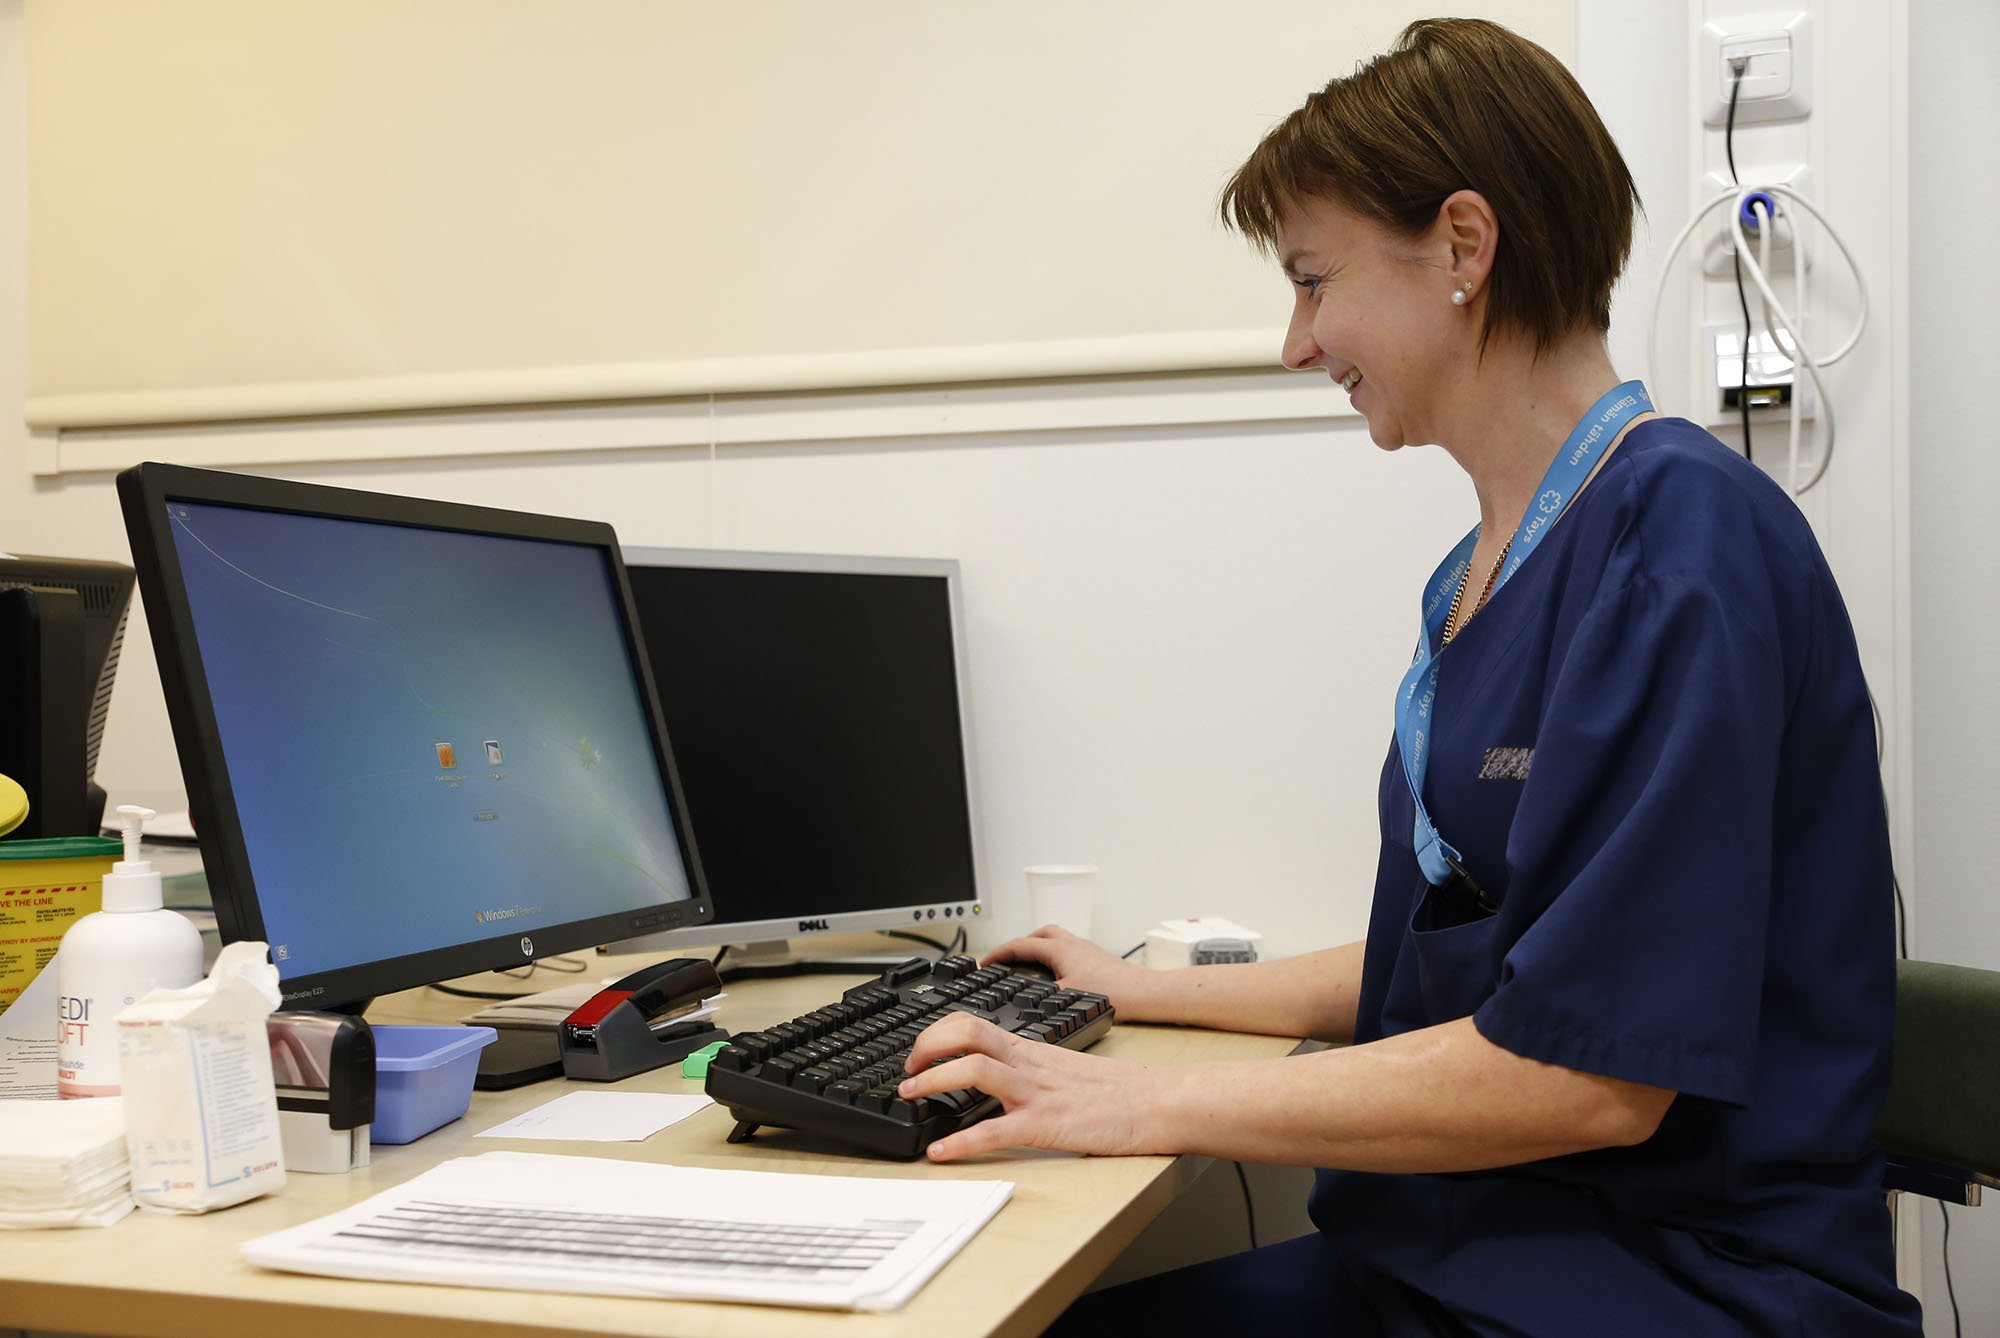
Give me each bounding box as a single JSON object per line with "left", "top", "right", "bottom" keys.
{"left": 484, "top": 740, "right": 503, "bottom": 766}
{"left": 436, "top": 742, "right": 457, "bottom": 770}
{"left": 577, "top": 736, "right": 602, "bottom": 770}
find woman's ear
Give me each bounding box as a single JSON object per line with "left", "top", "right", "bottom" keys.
{"left": 1437, "top": 189, "right": 1499, "bottom": 291}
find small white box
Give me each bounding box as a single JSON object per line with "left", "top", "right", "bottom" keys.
{"left": 1143, "top": 917, "right": 1264, "bottom": 970}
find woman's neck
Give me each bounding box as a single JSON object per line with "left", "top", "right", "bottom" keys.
{"left": 1433, "top": 335, "right": 1639, "bottom": 542}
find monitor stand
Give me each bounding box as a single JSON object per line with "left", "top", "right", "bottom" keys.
{"left": 324, "top": 995, "right": 561, "bottom": 1091}
{"left": 714, "top": 936, "right": 923, "bottom": 984}
{"left": 474, "top": 1025, "right": 564, "bottom": 1090}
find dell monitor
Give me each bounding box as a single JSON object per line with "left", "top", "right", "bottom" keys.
{"left": 117, "top": 464, "right": 713, "bottom": 1078}
{"left": 612, "top": 548, "right": 985, "bottom": 976}
{"left": 0, "top": 554, "right": 135, "bottom": 840}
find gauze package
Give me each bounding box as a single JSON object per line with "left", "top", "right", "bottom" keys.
{"left": 117, "top": 941, "right": 286, "bottom": 1213}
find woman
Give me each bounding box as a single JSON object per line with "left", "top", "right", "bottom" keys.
{"left": 897, "top": 18, "right": 1921, "bottom": 1336}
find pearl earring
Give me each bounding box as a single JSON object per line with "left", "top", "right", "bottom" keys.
{"left": 1450, "top": 282, "right": 1473, "bottom": 306}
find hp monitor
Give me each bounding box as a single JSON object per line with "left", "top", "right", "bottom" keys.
{"left": 0, "top": 554, "right": 134, "bottom": 840}
{"left": 613, "top": 548, "right": 985, "bottom": 975}
{"left": 117, "top": 464, "right": 714, "bottom": 1035}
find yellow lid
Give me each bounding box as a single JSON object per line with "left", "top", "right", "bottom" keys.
{"left": 0, "top": 773, "right": 26, "bottom": 839}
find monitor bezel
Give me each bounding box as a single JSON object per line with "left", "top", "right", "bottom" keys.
{"left": 613, "top": 546, "right": 988, "bottom": 954}
{"left": 117, "top": 463, "right": 715, "bottom": 1008}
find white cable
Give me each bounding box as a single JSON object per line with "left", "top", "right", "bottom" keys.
{"left": 1644, "top": 181, "right": 1867, "bottom": 497}
{"left": 1766, "top": 183, "right": 1869, "bottom": 366}
{"left": 1747, "top": 197, "right": 1801, "bottom": 491}
{"left": 1730, "top": 185, "right": 1839, "bottom": 494}
{"left": 1786, "top": 198, "right": 1804, "bottom": 491}
{"left": 1645, "top": 189, "right": 1737, "bottom": 404}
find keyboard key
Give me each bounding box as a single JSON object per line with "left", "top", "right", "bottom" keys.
{"left": 927, "top": 1089, "right": 978, "bottom": 1115}
{"left": 946, "top": 1003, "right": 998, "bottom": 1023}
{"left": 884, "top": 958, "right": 933, "bottom": 987}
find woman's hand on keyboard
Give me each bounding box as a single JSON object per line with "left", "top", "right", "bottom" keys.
{"left": 897, "top": 1012, "right": 1169, "bottom": 1161}
{"left": 982, "top": 927, "right": 1167, "bottom": 1021}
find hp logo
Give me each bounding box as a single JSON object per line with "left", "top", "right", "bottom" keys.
{"left": 520, "top": 936, "right": 534, "bottom": 958}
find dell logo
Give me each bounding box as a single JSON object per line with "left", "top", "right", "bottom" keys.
{"left": 797, "top": 918, "right": 830, "bottom": 933}
{"left": 520, "top": 936, "right": 534, "bottom": 958}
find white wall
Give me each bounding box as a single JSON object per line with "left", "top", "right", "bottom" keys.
{"left": 1909, "top": 1, "right": 2000, "bottom": 1331}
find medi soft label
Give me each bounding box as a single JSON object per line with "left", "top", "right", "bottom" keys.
{"left": 55, "top": 806, "right": 204, "bottom": 1098}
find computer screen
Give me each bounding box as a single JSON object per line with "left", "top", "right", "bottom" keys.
{"left": 117, "top": 464, "right": 713, "bottom": 1010}
{"left": 0, "top": 554, "right": 134, "bottom": 840}
{"left": 613, "top": 548, "right": 985, "bottom": 970}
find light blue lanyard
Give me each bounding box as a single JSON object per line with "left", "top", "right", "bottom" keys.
{"left": 1394, "top": 381, "right": 1653, "bottom": 892}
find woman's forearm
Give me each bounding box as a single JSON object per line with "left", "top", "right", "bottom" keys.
{"left": 1138, "top": 940, "right": 1366, "bottom": 1042}
{"left": 1153, "top": 1016, "right": 1673, "bottom": 1172}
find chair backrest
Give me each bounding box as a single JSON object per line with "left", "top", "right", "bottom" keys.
{"left": 1874, "top": 958, "right": 2000, "bottom": 1181}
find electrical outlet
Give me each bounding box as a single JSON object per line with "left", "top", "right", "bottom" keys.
{"left": 1699, "top": 166, "right": 1815, "bottom": 278}
{"left": 1700, "top": 12, "right": 1813, "bottom": 126}
{"left": 1701, "top": 321, "right": 1816, "bottom": 428}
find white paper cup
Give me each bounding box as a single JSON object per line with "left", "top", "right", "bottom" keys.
{"left": 1024, "top": 865, "right": 1098, "bottom": 940}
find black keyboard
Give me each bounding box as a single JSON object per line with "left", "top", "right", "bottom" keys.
{"left": 704, "top": 954, "right": 1114, "bottom": 1159}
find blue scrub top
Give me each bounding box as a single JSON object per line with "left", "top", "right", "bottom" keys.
{"left": 1311, "top": 419, "right": 1922, "bottom": 1334}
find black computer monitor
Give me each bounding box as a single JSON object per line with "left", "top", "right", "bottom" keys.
{"left": 0, "top": 554, "right": 135, "bottom": 840}
{"left": 117, "top": 464, "right": 714, "bottom": 1023}
{"left": 610, "top": 548, "right": 985, "bottom": 977}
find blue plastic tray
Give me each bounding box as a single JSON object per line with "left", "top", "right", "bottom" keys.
{"left": 370, "top": 1025, "right": 497, "bottom": 1145}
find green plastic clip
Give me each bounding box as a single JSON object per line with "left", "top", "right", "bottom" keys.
{"left": 680, "top": 1040, "right": 731, "bottom": 1079}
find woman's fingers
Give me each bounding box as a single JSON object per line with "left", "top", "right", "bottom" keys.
{"left": 978, "top": 929, "right": 1069, "bottom": 970}
{"left": 899, "top": 1049, "right": 1015, "bottom": 1104}
{"left": 924, "top": 1112, "right": 1029, "bottom": 1162}
{"left": 904, "top": 1012, "right": 1014, "bottom": 1074}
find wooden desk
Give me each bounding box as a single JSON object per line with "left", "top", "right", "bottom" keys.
{"left": 0, "top": 957, "right": 1299, "bottom": 1338}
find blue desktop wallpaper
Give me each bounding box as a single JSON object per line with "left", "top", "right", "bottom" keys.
{"left": 166, "top": 500, "right": 694, "bottom": 981}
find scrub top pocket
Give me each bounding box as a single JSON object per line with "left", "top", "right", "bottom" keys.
{"left": 1408, "top": 883, "right": 1503, "bottom": 1023}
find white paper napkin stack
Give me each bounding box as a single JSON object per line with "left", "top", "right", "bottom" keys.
{"left": 0, "top": 1097, "right": 135, "bottom": 1228}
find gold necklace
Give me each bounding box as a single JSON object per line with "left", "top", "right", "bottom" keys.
{"left": 1441, "top": 538, "right": 1512, "bottom": 646}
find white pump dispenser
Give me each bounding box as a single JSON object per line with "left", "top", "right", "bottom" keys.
{"left": 56, "top": 805, "right": 205, "bottom": 1098}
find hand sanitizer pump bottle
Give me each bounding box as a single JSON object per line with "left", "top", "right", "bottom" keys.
{"left": 56, "top": 805, "right": 205, "bottom": 1098}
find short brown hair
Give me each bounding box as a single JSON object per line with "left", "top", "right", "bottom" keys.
{"left": 1220, "top": 18, "right": 1639, "bottom": 355}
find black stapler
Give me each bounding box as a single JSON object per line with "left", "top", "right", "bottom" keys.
{"left": 558, "top": 958, "right": 727, "bottom": 1082}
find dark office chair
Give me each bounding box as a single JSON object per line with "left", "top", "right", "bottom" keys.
{"left": 1875, "top": 959, "right": 2000, "bottom": 1210}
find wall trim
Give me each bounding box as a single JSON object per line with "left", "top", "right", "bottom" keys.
{"left": 40, "top": 368, "right": 1350, "bottom": 477}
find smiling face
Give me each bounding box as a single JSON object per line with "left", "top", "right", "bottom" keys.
{"left": 1275, "top": 195, "right": 1481, "bottom": 453}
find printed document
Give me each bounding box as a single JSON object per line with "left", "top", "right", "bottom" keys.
{"left": 241, "top": 1151, "right": 1012, "bottom": 1311}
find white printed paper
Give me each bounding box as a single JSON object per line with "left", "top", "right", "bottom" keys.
{"left": 476, "top": 1091, "right": 712, "bottom": 1142}
{"left": 0, "top": 961, "right": 59, "bottom": 1099}
{"left": 242, "top": 1151, "right": 1013, "bottom": 1311}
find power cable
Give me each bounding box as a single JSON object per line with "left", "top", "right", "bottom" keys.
{"left": 1233, "top": 1161, "right": 1260, "bottom": 1251}
{"left": 1940, "top": 1202, "right": 1963, "bottom": 1338}
{"left": 1727, "top": 59, "right": 1755, "bottom": 463}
